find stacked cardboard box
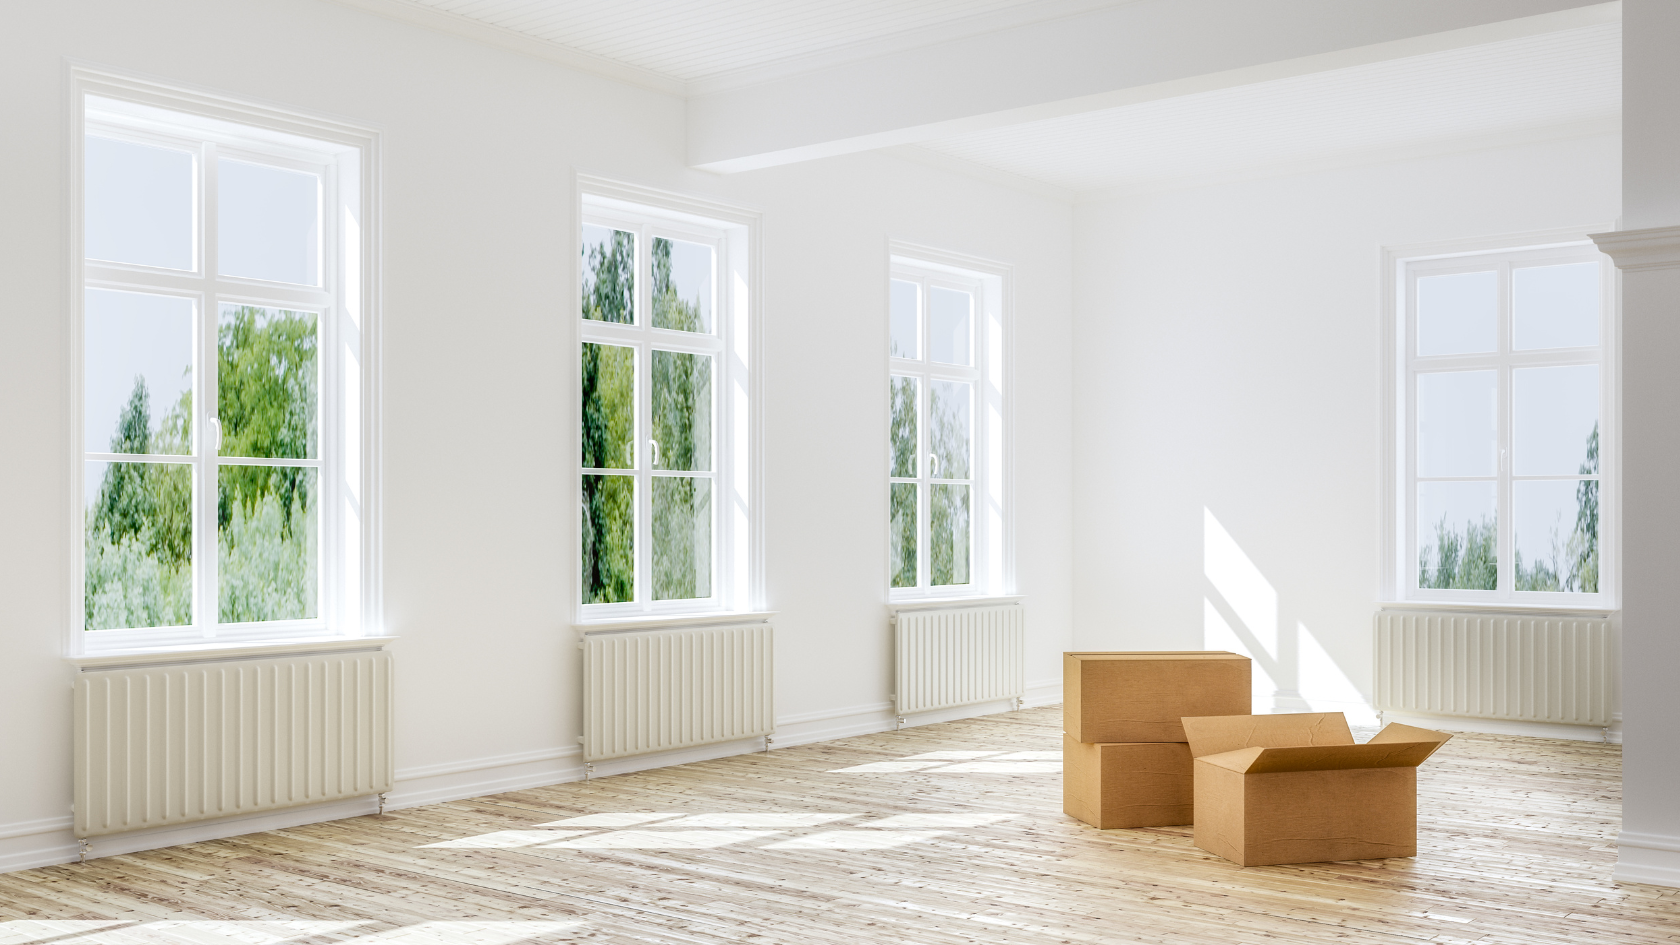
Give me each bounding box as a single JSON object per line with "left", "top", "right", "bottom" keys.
{"left": 1062, "top": 651, "right": 1252, "bottom": 829}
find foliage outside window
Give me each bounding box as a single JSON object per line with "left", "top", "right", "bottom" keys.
{"left": 890, "top": 263, "right": 998, "bottom": 597}
{"left": 580, "top": 209, "right": 732, "bottom": 615}
{"left": 79, "top": 88, "right": 369, "bottom": 650}
{"left": 1403, "top": 245, "right": 1609, "bottom": 603}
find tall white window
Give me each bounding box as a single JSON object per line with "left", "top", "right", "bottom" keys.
{"left": 888, "top": 251, "right": 1009, "bottom": 599}
{"left": 76, "top": 75, "right": 377, "bottom": 653}
{"left": 578, "top": 187, "right": 756, "bottom": 618}
{"left": 1397, "top": 242, "right": 1612, "bottom": 605}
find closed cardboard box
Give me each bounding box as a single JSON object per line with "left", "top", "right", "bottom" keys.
{"left": 1064, "top": 651, "right": 1251, "bottom": 743}
{"left": 1182, "top": 713, "right": 1452, "bottom": 867}
{"left": 1063, "top": 736, "right": 1193, "bottom": 829}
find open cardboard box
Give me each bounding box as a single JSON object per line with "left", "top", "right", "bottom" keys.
{"left": 1064, "top": 651, "right": 1251, "bottom": 743}
{"left": 1181, "top": 712, "right": 1452, "bottom": 867}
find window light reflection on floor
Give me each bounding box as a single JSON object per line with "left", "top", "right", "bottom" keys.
{"left": 416, "top": 810, "right": 1015, "bottom": 852}
{"left": 421, "top": 830, "right": 593, "bottom": 848}
{"left": 536, "top": 812, "right": 684, "bottom": 827}
{"left": 763, "top": 830, "right": 947, "bottom": 850}
{"left": 540, "top": 829, "right": 783, "bottom": 849}
{"left": 0, "top": 921, "right": 585, "bottom": 945}
{"left": 829, "top": 748, "right": 1062, "bottom": 773}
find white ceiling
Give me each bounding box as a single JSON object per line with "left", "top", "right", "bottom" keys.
{"left": 388, "top": 0, "right": 1127, "bottom": 88}
{"left": 914, "top": 21, "right": 1621, "bottom": 197}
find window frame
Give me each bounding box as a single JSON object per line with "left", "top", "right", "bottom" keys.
{"left": 575, "top": 179, "right": 761, "bottom": 623}
{"left": 69, "top": 67, "right": 382, "bottom": 657}
{"left": 1384, "top": 229, "right": 1617, "bottom": 610}
{"left": 887, "top": 246, "right": 1013, "bottom": 602}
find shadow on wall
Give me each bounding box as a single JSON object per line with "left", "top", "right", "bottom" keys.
{"left": 1202, "top": 507, "right": 1374, "bottom": 723}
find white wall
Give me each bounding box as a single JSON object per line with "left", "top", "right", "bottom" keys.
{"left": 0, "top": 0, "right": 1074, "bottom": 870}
{"left": 1070, "top": 135, "right": 1620, "bottom": 717}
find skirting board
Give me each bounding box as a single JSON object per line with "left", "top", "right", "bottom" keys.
{"left": 1381, "top": 710, "right": 1622, "bottom": 744}
{"left": 0, "top": 684, "right": 1061, "bottom": 875}
{"left": 1616, "top": 833, "right": 1680, "bottom": 889}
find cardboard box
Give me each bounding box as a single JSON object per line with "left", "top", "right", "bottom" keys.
{"left": 1064, "top": 651, "right": 1251, "bottom": 743}
{"left": 1181, "top": 713, "right": 1452, "bottom": 867}
{"left": 1063, "top": 736, "right": 1193, "bottom": 829}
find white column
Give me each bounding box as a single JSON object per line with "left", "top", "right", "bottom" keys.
{"left": 1589, "top": 0, "right": 1680, "bottom": 890}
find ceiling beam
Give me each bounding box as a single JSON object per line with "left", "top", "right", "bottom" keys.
{"left": 688, "top": 0, "right": 1619, "bottom": 173}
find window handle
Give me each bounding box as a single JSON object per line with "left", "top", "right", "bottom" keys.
{"left": 209, "top": 417, "right": 223, "bottom": 452}
{"left": 650, "top": 438, "right": 660, "bottom": 468}
{"left": 929, "top": 453, "right": 940, "bottom": 478}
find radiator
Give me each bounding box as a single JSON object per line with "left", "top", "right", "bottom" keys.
{"left": 894, "top": 604, "right": 1025, "bottom": 716}
{"left": 581, "top": 623, "right": 774, "bottom": 763}
{"left": 1373, "top": 611, "right": 1617, "bottom": 727}
{"left": 73, "top": 648, "right": 394, "bottom": 839}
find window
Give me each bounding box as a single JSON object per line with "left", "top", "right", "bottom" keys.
{"left": 577, "top": 185, "right": 757, "bottom": 619}
{"left": 76, "top": 74, "right": 377, "bottom": 653}
{"left": 1395, "top": 241, "right": 1612, "bottom": 605}
{"left": 888, "top": 251, "right": 1010, "bottom": 599}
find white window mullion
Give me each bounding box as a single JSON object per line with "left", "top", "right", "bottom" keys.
{"left": 199, "top": 141, "right": 221, "bottom": 637}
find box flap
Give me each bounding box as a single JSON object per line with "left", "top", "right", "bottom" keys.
{"left": 1197, "top": 740, "right": 1449, "bottom": 774}
{"left": 1181, "top": 712, "right": 1353, "bottom": 758}
{"left": 1367, "top": 722, "right": 1453, "bottom": 763}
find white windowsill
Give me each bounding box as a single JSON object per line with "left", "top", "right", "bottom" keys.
{"left": 573, "top": 611, "right": 777, "bottom": 635}
{"left": 69, "top": 635, "right": 399, "bottom": 670}
{"left": 1380, "top": 601, "right": 1616, "bottom": 618}
{"left": 887, "top": 595, "right": 1024, "bottom": 616}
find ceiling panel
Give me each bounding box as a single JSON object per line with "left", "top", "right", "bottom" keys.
{"left": 402, "top": 0, "right": 1111, "bottom": 83}
{"left": 916, "top": 22, "right": 1620, "bottom": 196}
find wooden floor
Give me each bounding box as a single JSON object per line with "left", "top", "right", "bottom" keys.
{"left": 2, "top": 706, "right": 1676, "bottom": 945}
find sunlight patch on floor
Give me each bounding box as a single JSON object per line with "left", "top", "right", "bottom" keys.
{"left": 0, "top": 921, "right": 584, "bottom": 945}
{"left": 420, "top": 810, "right": 1017, "bottom": 853}
{"left": 763, "top": 830, "right": 947, "bottom": 850}
{"left": 830, "top": 747, "right": 1062, "bottom": 773}
{"left": 540, "top": 829, "right": 782, "bottom": 849}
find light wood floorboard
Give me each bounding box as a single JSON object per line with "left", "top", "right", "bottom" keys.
{"left": 1, "top": 706, "right": 1675, "bottom": 944}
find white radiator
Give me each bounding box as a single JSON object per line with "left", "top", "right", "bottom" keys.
{"left": 1373, "top": 611, "right": 1617, "bottom": 727}
{"left": 581, "top": 623, "right": 774, "bottom": 763}
{"left": 73, "top": 647, "right": 394, "bottom": 839}
{"left": 894, "top": 604, "right": 1025, "bottom": 716}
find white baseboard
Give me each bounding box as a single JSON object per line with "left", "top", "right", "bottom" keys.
{"left": 0, "top": 691, "right": 1057, "bottom": 876}
{"left": 1616, "top": 832, "right": 1680, "bottom": 888}
{"left": 1381, "top": 710, "right": 1621, "bottom": 744}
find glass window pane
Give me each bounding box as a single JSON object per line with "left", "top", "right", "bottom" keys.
{"left": 930, "top": 484, "right": 970, "bottom": 586}
{"left": 1514, "top": 365, "right": 1599, "bottom": 476}
{"left": 653, "top": 237, "right": 713, "bottom": 333}
{"left": 1416, "top": 480, "right": 1497, "bottom": 590}
{"left": 930, "top": 380, "right": 971, "bottom": 480}
{"left": 890, "top": 376, "right": 918, "bottom": 478}
{"left": 218, "top": 159, "right": 320, "bottom": 286}
{"left": 85, "top": 135, "right": 194, "bottom": 271}
{"left": 653, "top": 476, "right": 711, "bottom": 601}
{"left": 1515, "top": 479, "right": 1599, "bottom": 593}
{"left": 582, "top": 474, "right": 634, "bottom": 604}
{"left": 890, "top": 280, "right": 919, "bottom": 359}
{"left": 84, "top": 460, "right": 193, "bottom": 630}
{"left": 85, "top": 289, "right": 193, "bottom": 455}
{"left": 890, "top": 482, "right": 917, "bottom": 588}
{"left": 652, "top": 350, "right": 711, "bottom": 471}
{"left": 582, "top": 224, "right": 635, "bottom": 324}
{"left": 1416, "top": 371, "right": 1496, "bottom": 478}
{"left": 219, "top": 465, "right": 317, "bottom": 623}
{"left": 582, "top": 342, "right": 635, "bottom": 469}
{"left": 1515, "top": 262, "right": 1599, "bottom": 350}
{"left": 1417, "top": 271, "right": 1496, "bottom": 356}
{"left": 218, "top": 305, "right": 318, "bottom": 460}
{"left": 928, "top": 287, "right": 972, "bottom": 366}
